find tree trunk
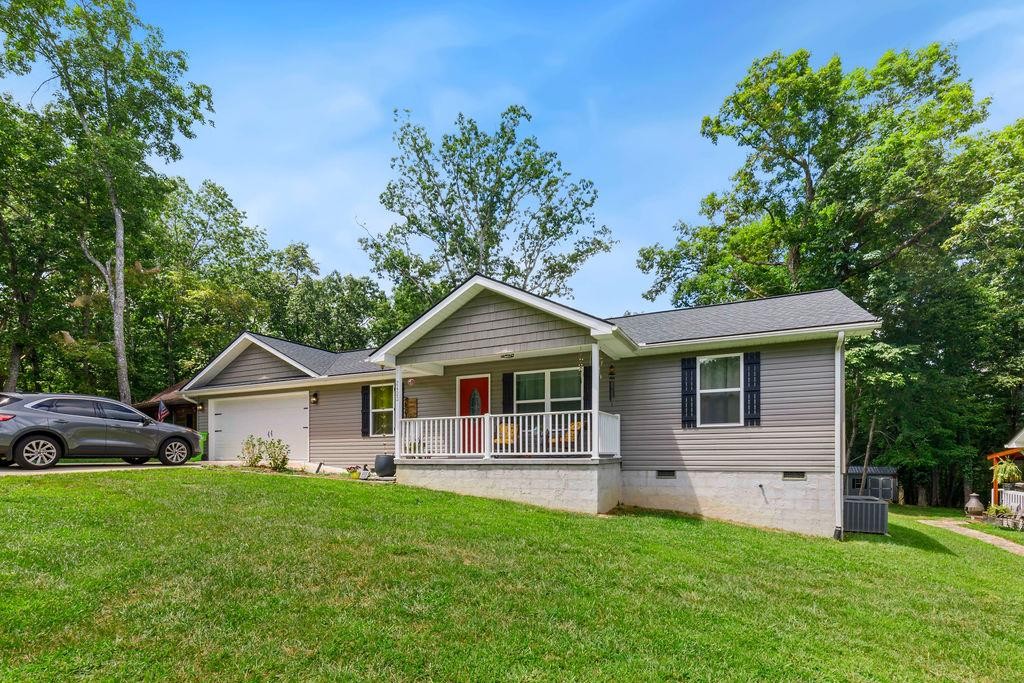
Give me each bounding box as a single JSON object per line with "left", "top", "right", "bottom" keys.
{"left": 4, "top": 341, "right": 22, "bottom": 391}
{"left": 858, "top": 412, "right": 876, "bottom": 495}
{"left": 106, "top": 179, "right": 131, "bottom": 404}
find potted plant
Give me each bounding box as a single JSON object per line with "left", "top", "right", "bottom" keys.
{"left": 992, "top": 458, "right": 1022, "bottom": 487}
{"left": 345, "top": 465, "right": 361, "bottom": 480}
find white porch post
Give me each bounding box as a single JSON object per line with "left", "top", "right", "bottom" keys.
{"left": 394, "top": 365, "right": 403, "bottom": 461}
{"left": 483, "top": 414, "right": 493, "bottom": 459}
{"left": 591, "top": 343, "right": 600, "bottom": 460}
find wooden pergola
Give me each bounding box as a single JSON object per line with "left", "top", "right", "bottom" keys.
{"left": 987, "top": 448, "right": 1024, "bottom": 505}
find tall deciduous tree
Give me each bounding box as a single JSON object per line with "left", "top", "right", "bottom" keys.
{"left": 0, "top": 0, "right": 212, "bottom": 402}
{"left": 638, "top": 44, "right": 985, "bottom": 305}
{"left": 361, "top": 105, "right": 614, "bottom": 321}
{"left": 0, "top": 96, "right": 77, "bottom": 390}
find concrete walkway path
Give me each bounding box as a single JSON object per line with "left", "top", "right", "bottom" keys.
{"left": 919, "top": 518, "right": 1024, "bottom": 556}
{"left": 0, "top": 462, "right": 201, "bottom": 477}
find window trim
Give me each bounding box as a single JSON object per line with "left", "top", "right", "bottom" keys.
{"left": 696, "top": 353, "right": 744, "bottom": 428}
{"left": 369, "top": 383, "right": 394, "bottom": 437}
{"left": 513, "top": 367, "right": 583, "bottom": 414}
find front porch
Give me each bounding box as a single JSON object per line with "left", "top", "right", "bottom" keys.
{"left": 397, "top": 410, "right": 621, "bottom": 459}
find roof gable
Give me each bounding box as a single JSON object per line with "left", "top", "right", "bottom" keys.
{"left": 183, "top": 332, "right": 320, "bottom": 391}
{"left": 369, "top": 274, "right": 615, "bottom": 364}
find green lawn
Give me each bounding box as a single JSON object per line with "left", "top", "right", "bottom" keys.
{"left": 1, "top": 469, "right": 1020, "bottom": 682}
{"left": 968, "top": 521, "right": 1024, "bottom": 546}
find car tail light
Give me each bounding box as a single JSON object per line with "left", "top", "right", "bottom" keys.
{"left": 0, "top": 414, "right": 14, "bottom": 421}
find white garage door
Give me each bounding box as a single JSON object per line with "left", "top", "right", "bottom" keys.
{"left": 209, "top": 392, "right": 309, "bottom": 462}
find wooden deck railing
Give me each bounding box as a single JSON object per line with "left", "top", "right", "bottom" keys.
{"left": 397, "top": 410, "right": 621, "bottom": 459}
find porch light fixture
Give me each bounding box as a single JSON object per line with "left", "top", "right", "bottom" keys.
{"left": 407, "top": 377, "right": 416, "bottom": 386}
{"left": 197, "top": 403, "right": 204, "bottom": 412}
{"left": 310, "top": 392, "right": 319, "bottom": 405}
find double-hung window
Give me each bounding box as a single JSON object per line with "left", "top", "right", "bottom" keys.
{"left": 370, "top": 384, "right": 394, "bottom": 436}
{"left": 697, "top": 354, "right": 743, "bottom": 426}
{"left": 515, "top": 368, "right": 583, "bottom": 413}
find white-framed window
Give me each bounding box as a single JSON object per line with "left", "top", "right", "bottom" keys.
{"left": 370, "top": 383, "right": 394, "bottom": 436}
{"left": 697, "top": 353, "right": 743, "bottom": 427}
{"left": 514, "top": 367, "right": 583, "bottom": 413}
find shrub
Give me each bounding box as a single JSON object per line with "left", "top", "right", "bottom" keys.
{"left": 987, "top": 504, "right": 1013, "bottom": 517}
{"left": 239, "top": 435, "right": 265, "bottom": 467}
{"left": 265, "top": 437, "right": 291, "bottom": 472}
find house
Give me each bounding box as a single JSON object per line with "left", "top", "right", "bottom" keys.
{"left": 845, "top": 465, "right": 897, "bottom": 502}
{"left": 134, "top": 380, "right": 199, "bottom": 430}
{"left": 182, "top": 275, "right": 879, "bottom": 537}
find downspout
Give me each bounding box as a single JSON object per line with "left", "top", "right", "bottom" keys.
{"left": 834, "top": 331, "right": 846, "bottom": 540}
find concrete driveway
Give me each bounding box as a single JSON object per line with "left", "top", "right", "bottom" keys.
{"left": 0, "top": 462, "right": 201, "bottom": 477}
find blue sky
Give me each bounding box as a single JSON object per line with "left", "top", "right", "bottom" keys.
{"left": 42, "top": 2, "right": 1024, "bottom": 315}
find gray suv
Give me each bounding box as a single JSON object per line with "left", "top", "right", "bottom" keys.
{"left": 0, "top": 393, "right": 200, "bottom": 469}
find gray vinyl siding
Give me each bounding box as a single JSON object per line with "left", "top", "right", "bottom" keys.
{"left": 400, "top": 353, "right": 598, "bottom": 419}
{"left": 309, "top": 382, "right": 394, "bottom": 468}
{"left": 613, "top": 340, "right": 837, "bottom": 472}
{"left": 397, "top": 290, "right": 593, "bottom": 364}
{"left": 197, "top": 401, "right": 208, "bottom": 432}
{"left": 198, "top": 345, "right": 308, "bottom": 388}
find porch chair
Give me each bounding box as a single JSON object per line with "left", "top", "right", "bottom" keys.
{"left": 493, "top": 422, "right": 518, "bottom": 455}
{"left": 549, "top": 420, "right": 584, "bottom": 453}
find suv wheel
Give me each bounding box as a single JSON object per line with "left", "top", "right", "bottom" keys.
{"left": 158, "top": 438, "right": 191, "bottom": 466}
{"left": 122, "top": 457, "right": 150, "bottom": 465}
{"left": 15, "top": 435, "right": 61, "bottom": 469}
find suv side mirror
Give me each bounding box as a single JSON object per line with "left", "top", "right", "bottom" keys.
{"left": 142, "top": 417, "right": 155, "bottom": 426}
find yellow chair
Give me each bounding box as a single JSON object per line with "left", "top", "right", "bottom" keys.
{"left": 549, "top": 421, "right": 583, "bottom": 449}
{"left": 493, "top": 422, "right": 518, "bottom": 449}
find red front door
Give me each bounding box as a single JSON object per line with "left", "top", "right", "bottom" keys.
{"left": 458, "top": 376, "right": 489, "bottom": 454}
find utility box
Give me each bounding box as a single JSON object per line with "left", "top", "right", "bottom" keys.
{"left": 844, "top": 495, "right": 889, "bottom": 534}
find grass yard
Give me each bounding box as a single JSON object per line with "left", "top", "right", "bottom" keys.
{"left": 1, "top": 469, "right": 1021, "bottom": 682}
{"left": 968, "top": 521, "right": 1024, "bottom": 546}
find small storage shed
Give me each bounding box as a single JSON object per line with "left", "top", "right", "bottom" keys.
{"left": 134, "top": 380, "right": 199, "bottom": 430}
{"left": 846, "top": 466, "right": 898, "bottom": 502}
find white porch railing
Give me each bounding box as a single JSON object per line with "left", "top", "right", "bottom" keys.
{"left": 398, "top": 410, "right": 621, "bottom": 459}
{"left": 1001, "top": 488, "right": 1024, "bottom": 513}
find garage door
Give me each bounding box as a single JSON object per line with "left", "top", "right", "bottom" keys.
{"left": 209, "top": 392, "right": 309, "bottom": 462}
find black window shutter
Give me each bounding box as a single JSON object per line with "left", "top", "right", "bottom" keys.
{"left": 502, "top": 373, "right": 514, "bottom": 413}
{"left": 360, "top": 385, "right": 370, "bottom": 437}
{"left": 583, "top": 366, "right": 593, "bottom": 410}
{"left": 681, "top": 357, "right": 697, "bottom": 429}
{"left": 744, "top": 352, "right": 761, "bottom": 426}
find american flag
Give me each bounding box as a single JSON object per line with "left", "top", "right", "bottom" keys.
{"left": 156, "top": 400, "right": 170, "bottom": 422}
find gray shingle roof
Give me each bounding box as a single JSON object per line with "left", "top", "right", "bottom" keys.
{"left": 608, "top": 289, "right": 876, "bottom": 345}
{"left": 326, "top": 349, "right": 389, "bottom": 377}
{"left": 248, "top": 333, "right": 339, "bottom": 374}
{"left": 248, "top": 333, "right": 387, "bottom": 377}
{"left": 243, "top": 289, "right": 875, "bottom": 378}
{"left": 847, "top": 466, "right": 898, "bottom": 476}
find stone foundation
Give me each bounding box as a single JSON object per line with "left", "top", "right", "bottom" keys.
{"left": 621, "top": 470, "right": 837, "bottom": 537}
{"left": 397, "top": 457, "right": 622, "bottom": 514}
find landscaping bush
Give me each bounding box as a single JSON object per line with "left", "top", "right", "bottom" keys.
{"left": 264, "top": 437, "right": 291, "bottom": 471}
{"left": 237, "top": 434, "right": 291, "bottom": 471}
{"left": 238, "top": 435, "right": 265, "bottom": 468}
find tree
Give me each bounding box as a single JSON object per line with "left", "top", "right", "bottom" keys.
{"left": 0, "top": 96, "right": 82, "bottom": 390}
{"left": 0, "top": 0, "right": 213, "bottom": 402}
{"left": 361, "top": 105, "right": 615, "bottom": 321}
{"left": 638, "top": 44, "right": 985, "bottom": 306}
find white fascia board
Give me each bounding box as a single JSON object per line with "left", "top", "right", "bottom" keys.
{"left": 629, "top": 321, "right": 880, "bottom": 357}
{"left": 181, "top": 370, "right": 397, "bottom": 398}
{"left": 183, "top": 332, "right": 320, "bottom": 391}
{"left": 369, "top": 275, "right": 616, "bottom": 365}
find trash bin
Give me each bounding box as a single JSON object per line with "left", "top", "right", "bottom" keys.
{"left": 199, "top": 431, "right": 208, "bottom": 461}
{"left": 374, "top": 454, "right": 396, "bottom": 477}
